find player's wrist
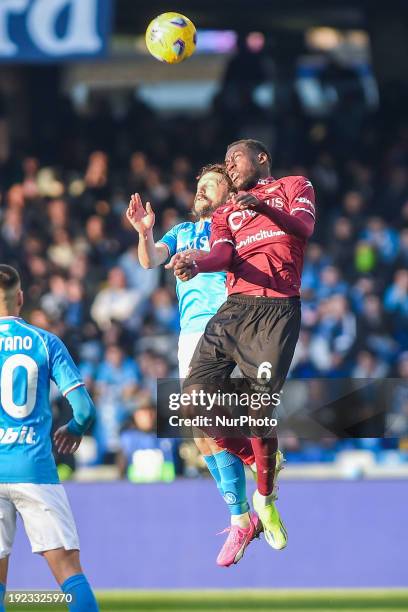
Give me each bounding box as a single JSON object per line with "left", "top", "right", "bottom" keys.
{"left": 191, "top": 260, "right": 201, "bottom": 275}
{"left": 255, "top": 197, "right": 267, "bottom": 208}
{"left": 67, "top": 419, "right": 85, "bottom": 437}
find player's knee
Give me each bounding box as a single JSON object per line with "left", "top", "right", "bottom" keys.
{"left": 43, "top": 548, "right": 82, "bottom": 585}
{"left": 194, "top": 436, "right": 212, "bottom": 455}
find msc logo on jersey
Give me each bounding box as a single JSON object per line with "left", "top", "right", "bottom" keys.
{"left": 178, "top": 235, "right": 209, "bottom": 252}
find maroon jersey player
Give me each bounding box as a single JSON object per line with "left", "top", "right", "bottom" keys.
{"left": 174, "top": 139, "right": 315, "bottom": 551}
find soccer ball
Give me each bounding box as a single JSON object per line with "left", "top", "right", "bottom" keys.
{"left": 145, "top": 12, "right": 197, "bottom": 64}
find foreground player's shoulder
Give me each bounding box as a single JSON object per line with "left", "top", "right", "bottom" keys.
{"left": 281, "top": 176, "right": 316, "bottom": 218}
{"left": 27, "top": 326, "right": 71, "bottom": 363}
{"left": 12, "top": 319, "right": 51, "bottom": 359}
{"left": 158, "top": 221, "right": 193, "bottom": 241}
{"left": 212, "top": 203, "right": 234, "bottom": 222}
{"left": 173, "top": 221, "right": 195, "bottom": 233}
{"left": 281, "top": 175, "right": 314, "bottom": 190}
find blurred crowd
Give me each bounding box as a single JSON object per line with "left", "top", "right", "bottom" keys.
{"left": 1, "top": 69, "right": 408, "bottom": 478}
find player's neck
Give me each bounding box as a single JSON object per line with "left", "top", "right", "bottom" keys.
{"left": 258, "top": 169, "right": 271, "bottom": 182}
{"left": 0, "top": 306, "right": 20, "bottom": 318}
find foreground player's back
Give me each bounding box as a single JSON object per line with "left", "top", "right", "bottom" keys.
{"left": 0, "top": 316, "right": 83, "bottom": 484}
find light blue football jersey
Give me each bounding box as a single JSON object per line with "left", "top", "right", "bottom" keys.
{"left": 158, "top": 220, "right": 227, "bottom": 334}
{"left": 0, "top": 316, "right": 84, "bottom": 484}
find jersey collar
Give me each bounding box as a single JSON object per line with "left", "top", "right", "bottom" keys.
{"left": 257, "top": 177, "right": 276, "bottom": 185}
{"left": 0, "top": 315, "right": 22, "bottom": 320}
{"left": 197, "top": 217, "right": 211, "bottom": 230}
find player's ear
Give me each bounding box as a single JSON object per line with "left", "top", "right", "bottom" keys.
{"left": 258, "top": 152, "right": 269, "bottom": 166}
{"left": 17, "top": 289, "right": 24, "bottom": 309}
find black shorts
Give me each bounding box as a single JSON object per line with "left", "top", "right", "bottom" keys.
{"left": 186, "top": 294, "right": 301, "bottom": 392}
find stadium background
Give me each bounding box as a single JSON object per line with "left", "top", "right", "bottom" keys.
{"left": 1, "top": 0, "right": 408, "bottom": 606}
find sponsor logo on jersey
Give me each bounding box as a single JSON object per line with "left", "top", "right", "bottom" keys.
{"left": 236, "top": 229, "right": 286, "bottom": 250}
{"left": 228, "top": 209, "right": 257, "bottom": 231}
{"left": 295, "top": 197, "right": 315, "bottom": 209}
{"left": 264, "top": 197, "right": 284, "bottom": 208}
{"left": 178, "top": 234, "right": 210, "bottom": 252}
{"left": 0, "top": 426, "right": 36, "bottom": 445}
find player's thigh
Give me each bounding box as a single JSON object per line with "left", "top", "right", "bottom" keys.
{"left": 10, "top": 484, "right": 80, "bottom": 555}
{"left": 234, "top": 299, "right": 301, "bottom": 385}
{"left": 193, "top": 430, "right": 223, "bottom": 456}
{"left": 0, "top": 485, "right": 17, "bottom": 564}
{"left": 43, "top": 548, "right": 82, "bottom": 586}
{"left": 185, "top": 306, "right": 237, "bottom": 385}
{"left": 178, "top": 332, "right": 203, "bottom": 379}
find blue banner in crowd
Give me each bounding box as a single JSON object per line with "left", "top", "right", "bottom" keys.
{"left": 0, "top": 0, "right": 112, "bottom": 62}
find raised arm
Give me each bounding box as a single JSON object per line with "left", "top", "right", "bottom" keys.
{"left": 233, "top": 177, "right": 316, "bottom": 240}
{"left": 126, "top": 193, "right": 168, "bottom": 268}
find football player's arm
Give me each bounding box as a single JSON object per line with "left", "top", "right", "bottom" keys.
{"left": 64, "top": 386, "right": 96, "bottom": 436}
{"left": 48, "top": 334, "right": 96, "bottom": 453}
{"left": 234, "top": 178, "right": 315, "bottom": 239}
{"left": 126, "top": 193, "right": 168, "bottom": 268}
{"left": 174, "top": 242, "right": 234, "bottom": 280}
{"left": 139, "top": 231, "right": 169, "bottom": 269}
{"left": 174, "top": 212, "right": 234, "bottom": 280}
{"left": 256, "top": 205, "right": 314, "bottom": 239}
{"left": 54, "top": 386, "right": 96, "bottom": 454}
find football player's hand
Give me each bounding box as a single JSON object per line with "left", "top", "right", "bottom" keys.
{"left": 174, "top": 254, "right": 199, "bottom": 281}
{"left": 126, "top": 193, "right": 155, "bottom": 233}
{"left": 54, "top": 425, "right": 82, "bottom": 455}
{"left": 232, "top": 191, "right": 262, "bottom": 210}
{"left": 165, "top": 249, "right": 204, "bottom": 270}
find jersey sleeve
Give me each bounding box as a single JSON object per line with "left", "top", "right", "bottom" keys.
{"left": 157, "top": 224, "right": 180, "bottom": 257}
{"left": 287, "top": 177, "right": 316, "bottom": 220}
{"left": 45, "top": 333, "right": 84, "bottom": 397}
{"left": 210, "top": 208, "right": 235, "bottom": 248}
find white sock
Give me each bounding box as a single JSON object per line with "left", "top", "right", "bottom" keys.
{"left": 231, "top": 512, "right": 251, "bottom": 528}
{"left": 255, "top": 490, "right": 275, "bottom": 507}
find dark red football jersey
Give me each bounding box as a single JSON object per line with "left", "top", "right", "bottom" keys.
{"left": 210, "top": 176, "right": 316, "bottom": 297}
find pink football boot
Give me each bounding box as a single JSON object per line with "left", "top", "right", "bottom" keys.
{"left": 216, "top": 513, "right": 262, "bottom": 567}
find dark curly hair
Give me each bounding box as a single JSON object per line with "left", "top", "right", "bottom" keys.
{"left": 227, "top": 139, "right": 272, "bottom": 167}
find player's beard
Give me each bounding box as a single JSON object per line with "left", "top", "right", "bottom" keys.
{"left": 235, "top": 168, "right": 260, "bottom": 191}
{"left": 193, "top": 196, "right": 216, "bottom": 219}
{"left": 233, "top": 161, "right": 261, "bottom": 191}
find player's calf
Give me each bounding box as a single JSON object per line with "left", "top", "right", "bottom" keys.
{"left": 252, "top": 449, "right": 288, "bottom": 550}
{"left": 43, "top": 549, "right": 98, "bottom": 612}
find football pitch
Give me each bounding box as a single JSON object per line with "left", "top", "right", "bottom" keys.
{"left": 7, "top": 590, "right": 408, "bottom": 612}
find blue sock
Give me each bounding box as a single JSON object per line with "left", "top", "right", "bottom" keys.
{"left": 214, "top": 450, "right": 249, "bottom": 515}
{"left": 0, "top": 583, "right": 5, "bottom": 612}
{"left": 203, "top": 454, "right": 224, "bottom": 498}
{"left": 61, "top": 574, "right": 98, "bottom": 612}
